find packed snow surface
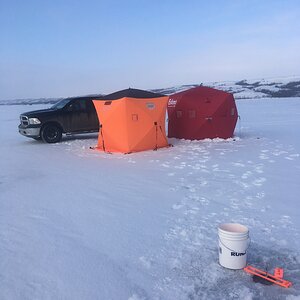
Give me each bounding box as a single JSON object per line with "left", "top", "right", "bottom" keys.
{"left": 0, "top": 98, "right": 300, "bottom": 299}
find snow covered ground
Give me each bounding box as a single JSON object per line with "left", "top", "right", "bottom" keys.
{"left": 0, "top": 98, "right": 300, "bottom": 299}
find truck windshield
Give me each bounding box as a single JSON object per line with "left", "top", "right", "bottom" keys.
{"left": 51, "top": 98, "right": 71, "bottom": 109}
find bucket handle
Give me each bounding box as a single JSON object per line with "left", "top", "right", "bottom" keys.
{"left": 219, "top": 237, "right": 251, "bottom": 253}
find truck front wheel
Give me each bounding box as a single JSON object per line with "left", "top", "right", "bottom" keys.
{"left": 41, "top": 124, "right": 62, "bottom": 143}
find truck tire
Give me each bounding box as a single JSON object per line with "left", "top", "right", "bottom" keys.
{"left": 41, "top": 124, "right": 62, "bottom": 143}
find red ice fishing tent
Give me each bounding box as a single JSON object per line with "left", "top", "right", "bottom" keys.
{"left": 92, "top": 88, "right": 169, "bottom": 154}
{"left": 167, "top": 86, "right": 238, "bottom": 140}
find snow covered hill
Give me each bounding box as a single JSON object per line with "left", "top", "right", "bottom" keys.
{"left": 1, "top": 76, "right": 300, "bottom": 105}
{"left": 0, "top": 98, "right": 300, "bottom": 299}
{"left": 152, "top": 75, "right": 300, "bottom": 99}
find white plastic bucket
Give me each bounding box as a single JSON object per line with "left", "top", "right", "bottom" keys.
{"left": 218, "top": 223, "right": 250, "bottom": 269}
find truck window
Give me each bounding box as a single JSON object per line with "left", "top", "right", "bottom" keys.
{"left": 67, "top": 99, "right": 87, "bottom": 112}
{"left": 51, "top": 98, "right": 71, "bottom": 109}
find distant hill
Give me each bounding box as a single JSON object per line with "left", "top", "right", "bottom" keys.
{"left": 152, "top": 76, "right": 300, "bottom": 99}
{"left": 1, "top": 76, "right": 300, "bottom": 105}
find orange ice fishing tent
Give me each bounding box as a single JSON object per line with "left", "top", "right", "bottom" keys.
{"left": 92, "top": 88, "right": 169, "bottom": 153}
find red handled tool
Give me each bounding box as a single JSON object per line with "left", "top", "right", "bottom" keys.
{"left": 244, "top": 265, "right": 292, "bottom": 288}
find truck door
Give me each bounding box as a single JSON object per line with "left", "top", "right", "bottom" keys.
{"left": 86, "top": 99, "right": 100, "bottom": 131}
{"left": 63, "top": 99, "right": 90, "bottom": 133}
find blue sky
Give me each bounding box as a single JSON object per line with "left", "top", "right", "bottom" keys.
{"left": 1, "top": 0, "right": 300, "bottom": 99}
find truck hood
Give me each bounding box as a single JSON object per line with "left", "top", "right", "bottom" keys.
{"left": 21, "top": 108, "right": 58, "bottom": 117}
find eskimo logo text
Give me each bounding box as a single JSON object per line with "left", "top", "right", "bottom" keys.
{"left": 168, "top": 98, "right": 177, "bottom": 107}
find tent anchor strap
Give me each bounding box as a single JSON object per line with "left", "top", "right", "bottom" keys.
{"left": 154, "top": 121, "right": 158, "bottom": 151}
{"left": 99, "top": 124, "right": 106, "bottom": 152}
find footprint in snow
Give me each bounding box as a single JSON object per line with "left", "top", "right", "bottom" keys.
{"left": 174, "top": 165, "right": 185, "bottom": 169}
{"left": 232, "top": 162, "right": 245, "bottom": 167}
{"left": 212, "top": 164, "right": 220, "bottom": 171}
{"left": 182, "top": 185, "right": 196, "bottom": 192}
{"left": 252, "top": 177, "right": 266, "bottom": 186}
{"left": 128, "top": 294, "right": 146, "bottom": 300}
{"left": 241, "top": 171, "right": 252, "bottom": 179}
{"left": 172, "top": 204, "right": 184, "bottom": 210}
{"left": 161, "top": 163, "right": 170, "bottom": 168}
{"left": 254, "top": 165, "right": 264, "bottom": 174}
{"left": 168, "top": 187, "right": 177, "bottom": 192}
{"left": 199, "top": 180, "right": 208, "bottom": 186}
{"left": 279, "top": 215, "right": 292, "bottom": 225}
{"left": 167, "top": 172, "right": 175, "bottom": 176}
{"left": 285, "top": 154, "right": 299, "bottom": 160}
{"left": 139, "top": 256, "right": 152, "bottom": 269}
{"left": 198, "top": 197, "right": 209, "bottom": 205}
{"left": 188, "top": 194, "right": 200, "bottom": 200}
{"left": 235, "top": 180, "right": 250, "bottom": 188}
{"left": 272, "top": 150, "right": 288, "bottom": 156}
{"left": 259, "top": 154, "right": 269, "bottom": 160}
{"left": 256, "top": 192, "right": 265, "bottom": 199}
{"left": 192, "top": 165, "right": 202, "bottom": 170}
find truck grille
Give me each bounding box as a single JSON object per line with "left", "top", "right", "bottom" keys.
{"left": 20, "top": 115, "right": 29, "bottom": 126}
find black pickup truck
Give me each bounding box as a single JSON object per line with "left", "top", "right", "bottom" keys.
{"left": 18, "top": 96, "right": 100, "bottom": 143}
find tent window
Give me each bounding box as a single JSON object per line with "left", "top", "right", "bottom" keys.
{"left": 188, "top": 110, "right": 196, "bottom": 119}
{"left": 146, "top": 102, "right": 155, "bottom": 110}
{"left": 132, "top": 114, "right": 138, "bottom": 121}
{"left": 231, "top": 108, "right": 235, "bottom": 116}
{"left": 176, "top": 111, "right": 183, "bottom": 118}
{"left": 104, "top": 101, "right": 112, "bottom": 105}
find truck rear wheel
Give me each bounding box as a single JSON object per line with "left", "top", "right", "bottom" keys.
{"left": 41, "top": 124, "right": 62, "bottom": 143}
